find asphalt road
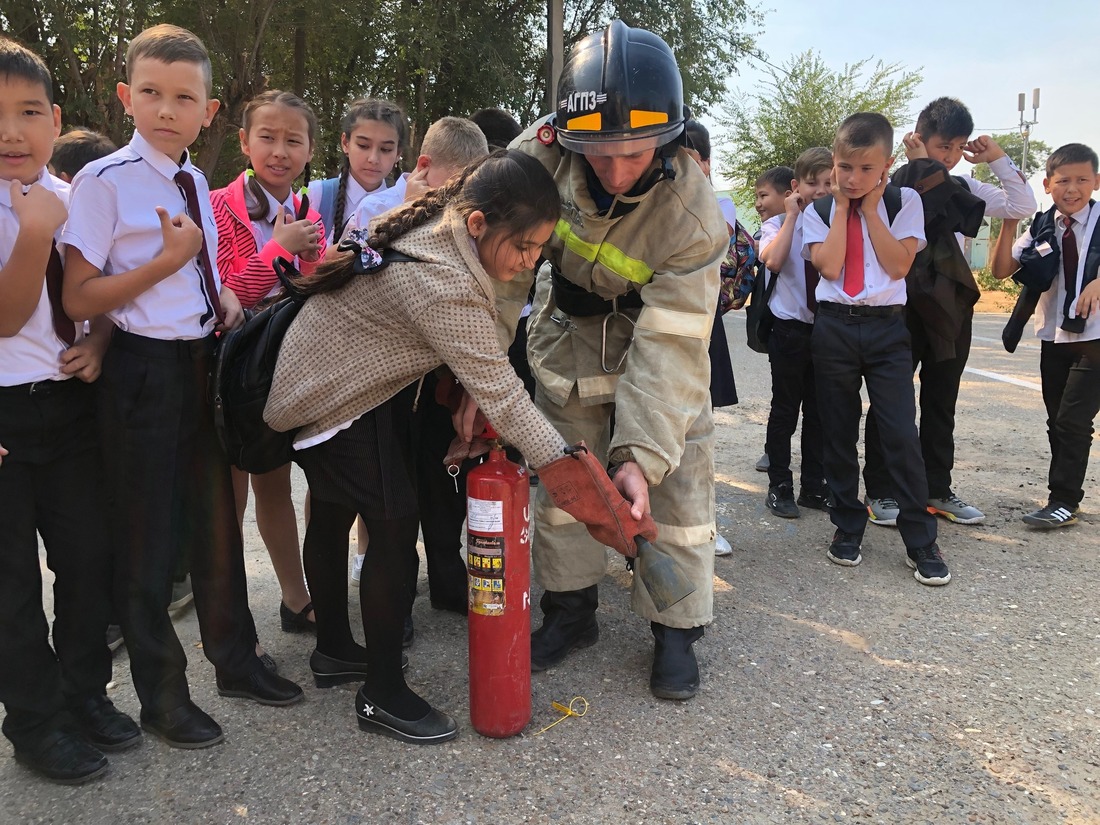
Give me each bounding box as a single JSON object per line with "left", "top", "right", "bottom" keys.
{"left": 5, "top": 311, "right": 1098, "bottom": 824}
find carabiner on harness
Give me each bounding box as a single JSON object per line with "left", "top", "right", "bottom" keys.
{"left": 601, "top": 296, "right": 636, "bottom": 374}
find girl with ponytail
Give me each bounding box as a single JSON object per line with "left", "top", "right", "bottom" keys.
{"left": 263, "top": 150, "right": 569, "bottom": 744}
{"left": 209, "top": 89, "right": 326, "bottom": 641}
{"left": 306, "top": 98, "right": 407, "bottom": 244}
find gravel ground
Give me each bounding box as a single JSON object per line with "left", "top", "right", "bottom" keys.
{"left": 3, "top": 312, "right": 1098, "bottom": 824}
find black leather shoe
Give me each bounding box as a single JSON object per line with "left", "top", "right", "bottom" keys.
{"left": 530, "top": 586, "right": 599, "bottom": 672}
{"left": 355, "top": 686, "right": 457, "bottom": 744}
{"left": 139, "top": 701, "right": 224, "bottom": 749}
{"left": 217, "top": 666, "right": 304, "bottom": 706}
{"left": 14, "top": 729, "right": 107, "bottom": 785}
{"left": 71, "top": 694, "right": 141, "bottom": 752}
{"left": 280, "top": 601, "right": 316, "bottom": 633}
{"left": 650, "top": 622, "right": 704, "bottom": 700}
{"left": 310, "top": 649, "right": 409, "bottom": 688}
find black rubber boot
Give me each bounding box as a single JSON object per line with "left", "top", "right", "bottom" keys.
{"left": 530, "top": 586, "right": 599, "bottom": 672}
{"left": 650, "top": 622, "right": 705, "bottom": 700}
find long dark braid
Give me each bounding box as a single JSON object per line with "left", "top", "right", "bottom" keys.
{"left": 330, "top": 157, "right": 351, "bottom": 240}
{"left": 292, "top": 150, "right": 556, "bottom": 297}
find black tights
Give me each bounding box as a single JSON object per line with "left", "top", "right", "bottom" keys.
{"left": 303, "top": 496, "right": 427, "bottom": 719}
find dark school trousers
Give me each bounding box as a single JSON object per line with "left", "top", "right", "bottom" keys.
{"left": 864, "top": 308, "right": 973, "bottom": 500}
{"left": 1039, "top": 338, "right": 1100, "bottom": 508}
{"left": 0, "top": 379, "right": 113, "bottom": 750}
{"left": 410, "top": 371, "right": 470, "bottom": 605}
{"left": 97, "top": 330, "right": 261, "bottom": 715}
{"left": 811, "top": 305, "right": 937, "bottom": 550}
{"left": 765, "top": 317, "right": 824, "bottom": 491}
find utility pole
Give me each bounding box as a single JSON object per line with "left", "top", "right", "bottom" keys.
{"left": 1017, "top": 88, "right": 1040, "bottom": 179}
{"left": 546, "top": 0, "right": 564, "bottom": 115}
{"left": 1016, "top": 88, "right": 1039, "bottom": 237}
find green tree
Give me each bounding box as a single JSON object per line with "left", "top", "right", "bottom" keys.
{"left": 717, "top": 50, "right": 922, "bottom": 193}
{"left": 970, "top": 131, "right": 1050, "bottom": 186}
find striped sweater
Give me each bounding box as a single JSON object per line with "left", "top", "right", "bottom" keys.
{"left": 210, "top": 172, "right": 327, "bottom": 309}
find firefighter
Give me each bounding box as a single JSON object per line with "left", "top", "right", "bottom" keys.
{"left": 494, "top": 21, "right": 729, "bottom": 699}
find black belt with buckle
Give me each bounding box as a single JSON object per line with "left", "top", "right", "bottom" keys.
{"left": 0, "top": 377, "right": 85, "bottom": 397}
{"left": 817, "top": 301, "right": 905, "bottom": 318}
{"left": 550, "top": 265, "right": 643, "bottom": 317}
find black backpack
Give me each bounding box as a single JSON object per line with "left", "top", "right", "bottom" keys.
{"left": 213, "top": 250, "right": 417, "bottom": 473}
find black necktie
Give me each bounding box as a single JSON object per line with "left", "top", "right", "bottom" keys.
{"left": 45, "top": 241, "right": 76, "bottom": 346}
{"left": 804, "top": 260, "right": 820, "bottom": 313}
{"left": 173, "top": 169, "right": 225, "bottom": 326}
{"left": 1061, "top": 215, "right": 1084, "bottom": 333}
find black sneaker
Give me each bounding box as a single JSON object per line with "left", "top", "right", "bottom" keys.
{"left": 797, "top": 486, "right": 831, "bottom": 511}
{"left": 1022, "top": 502, "right": 1079, "bottom": 529}
{"left": 826, "top": 530, "right": 862, "bottom": 566}
{"left": 765, "top": 484, "right": 800, "bottom": 519}
{"left": 906, "top": 543, "right": 951, "bottom": 586}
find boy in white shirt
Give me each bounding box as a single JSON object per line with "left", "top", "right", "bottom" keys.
{"left": 802, "top": 112, "right": 950, "bottom": 586}
{"left": 0, "top": 35, "right": 132, "bottom": 786}
{"left": 863, "top": 97, "right": 1037, "bottom": 527}
{"left": 992, "top": 143, "right": 1100, "bottom": 528}
{"left": 61, "top": 24, "right": 303, "bottom": 751}
{"left": 758, "top": 147, "right": 832, "bottom": 518}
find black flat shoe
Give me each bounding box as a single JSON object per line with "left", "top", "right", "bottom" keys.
{"left": 14, "top": 729, "right": 107, "bottom": 785}
{"left": 310, "top": 649, "right": 409, "bottom": 688}
{"left": 140, "top": 701, "right": 224, "bottom": 749}
{"left": 216, "top": 666, "right": 304, "bottom": 706}
{"left": 280, "top": 601, "right": 316, "bottom": 633}
{"left": 71, "top": 694, "right": 141, "bottom": 752}
{"left": 354, "top": 686, "right": 457, "bottom": 744}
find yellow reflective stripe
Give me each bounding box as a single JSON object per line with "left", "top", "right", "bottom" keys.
{"left": 566, "top": 113, "right": 602, "bottom": 131}
{"left": 636, "top": 306, "right": 712, "bottom": 339}
{"left": 652, "top": 520, "right": 716, "bottom": 547}
{"left": 554, "top": 220, "right": 655, "bottom": 285}
{"left": 630, "top": 110, "right": 669, "bottom": 128}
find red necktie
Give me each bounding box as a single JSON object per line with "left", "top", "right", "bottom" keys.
{"left": 842, "top": 199, "right": 864, "bottom": 298}
{"left": 804, "top": 260, "right": 819, "bottom": 313}
{"left": 173, "top": 169, "right": 225, "bottom": 326}
{"left": 45, "top": 241, "right": 76, "bottom": 346}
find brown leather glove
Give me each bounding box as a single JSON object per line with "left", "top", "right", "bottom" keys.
{"left": 538, "top": 443, "right": 658, "bottom": 558}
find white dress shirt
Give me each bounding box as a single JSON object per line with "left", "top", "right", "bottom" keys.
{"left": 1012, "top": 201, "right": 1099, "bottom": 344}
{"left": 0, "top": 170, "right": 74, "bottom": 385}
{"left": 801, "top": 187, "right": 927, "bottom": 306}
{"left": 60, "top": 131, "right": 221, "bottom": 340}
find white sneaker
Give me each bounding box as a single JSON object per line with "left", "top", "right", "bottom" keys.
{"left": 927, "top": 493, "right": 985, "bottom": 525}
{"left": 351, "top": 553, "right": 365, "bottom": 587}
{"left": 715, "top": 534, "right": 734, "bottom": 556}
{"left": 865, "top": 497, "right": 900, "bottom": 527}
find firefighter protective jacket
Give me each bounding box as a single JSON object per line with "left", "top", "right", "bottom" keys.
{"left": 501, "top": 118, "right": 729, "bottom": 485}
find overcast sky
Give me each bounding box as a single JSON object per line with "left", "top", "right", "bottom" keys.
{"left": 701, "top": 0, "right": 1100, "bottom": 209}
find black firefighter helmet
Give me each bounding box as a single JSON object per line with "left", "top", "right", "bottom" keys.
{"left": 555, "top": 20, "right": 685, "bottom": 156}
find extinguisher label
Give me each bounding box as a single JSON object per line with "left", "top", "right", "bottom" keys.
{"left": 467, "top": 497, "right": 505, "bottom": 533}
{"left": 468, "top": 534, "right": 505, "bottom": 616}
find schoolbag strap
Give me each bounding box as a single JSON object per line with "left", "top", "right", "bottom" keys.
{"left": 318, "top": 178, "right": 339, "bottom": 235}
{"left": 882, "top": 184, "right": 902, "bottom": 224}
{"left": 814, "top": 195, "right": 834, "bottom": 227}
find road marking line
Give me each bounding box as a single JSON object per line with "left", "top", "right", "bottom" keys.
{"left": 963, "top": 367, "right": 1042, "bottom": 391}
{"left": 971, "top": 334, "right": 1039, "bottom": 350}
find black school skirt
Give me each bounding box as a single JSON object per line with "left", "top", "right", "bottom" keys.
{"left": 294, "top": 382, "right": 420, "bottom": 520}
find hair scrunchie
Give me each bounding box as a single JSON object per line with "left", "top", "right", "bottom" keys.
{"left": 337, "top": 228, "right": 386, "bottom": 273}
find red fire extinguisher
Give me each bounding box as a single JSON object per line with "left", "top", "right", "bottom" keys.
{"left": 466, "top": 425, "right": 531, "bottom": 738}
